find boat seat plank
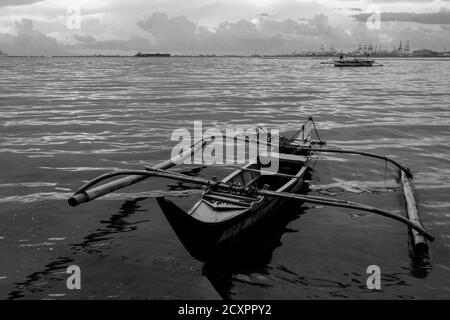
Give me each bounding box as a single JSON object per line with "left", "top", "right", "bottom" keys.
{"left": 209, "top": 190, "right": 258, "bottom": 202}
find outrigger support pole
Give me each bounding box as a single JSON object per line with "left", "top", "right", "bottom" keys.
{"left": 73, "top": 167, "right": 433, "bottom": 242}
{"left": 68, "top": 134, "right": 259, "bottom": 207}
{"left": 68, "top": 139, "right": 207, "bottom": 207}
{"left": 304, "top": 147, "right": 413, "bottom": 178}
{"left": 297, "top": 146, "right": 430, "bottom": 254}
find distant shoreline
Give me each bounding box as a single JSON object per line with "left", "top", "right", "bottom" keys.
{"left": 2, "top": 55, "right": 450, "bottom": 59}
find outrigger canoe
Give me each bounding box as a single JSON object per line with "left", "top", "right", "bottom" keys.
{"left": 156, "top": 124, "right": 316, "bottom": 258}
{"left": 68, "top": 117, "right": 433, "bottom": 261}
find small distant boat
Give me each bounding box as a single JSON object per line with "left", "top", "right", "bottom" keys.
{"left": 334, "top": 52, "right": 376, "bottom": 67}
{"left": 134, "top": 52, "right": 171, "bottom": 57}
{"left": 334, "top": 58, "right": 375, "bottom": 67}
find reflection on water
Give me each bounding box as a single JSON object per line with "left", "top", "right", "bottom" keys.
{"left": 0, "top": 57, "right": 449, "bottom": 299}
{"left": 202, "top": 199, "right": 306, "bottom": 299}
{"left": 6, "top": 198, "right": 148, "bottom": 299}
{"left": 74, "top": 198, "right": 148, "bottom": 254}
{"left": 7, "top": 257, "right": 74, "bottom": 300}
{"left": 197, "top": 179, "right": 431, "bottom": 299}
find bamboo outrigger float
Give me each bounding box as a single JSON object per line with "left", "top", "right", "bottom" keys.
{"left": 68, "top": 117, "right": 433, "bottom": 260}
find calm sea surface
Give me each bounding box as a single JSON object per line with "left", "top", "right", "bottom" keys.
{"left": 0, "top": 57, "right": 449, "bottom": 299}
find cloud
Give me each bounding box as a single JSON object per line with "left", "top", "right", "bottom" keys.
{"left": 137, "top": 12, "right": 199, "bottom": 47}
{"left": 0, "top": 18, "right": 67, "bottom": 55}
{"left": 338, "top": 0, "right": 434, "bottom": 2}
{"left": 70, "top": 36, "right": 152, "bottom": 51}
{"left": 0, "top": 17, "right": 151, "bottom": 55}
{"left": 135, "top": 12, "right": 356, "bottom": 53}
{"left": 389, "top": 25, "right": 450, "bottom": 50}
{"left": 72, "top": 34, "right": 96, "bottom": 44}
{"left": 0, "top": 0, "right": 44, "bottom": 7}
{"left": 371, "top": 0, "right": 434, "bottom": 2}
{"left": 352, "top": 10, "right": 450, "bottom": 25}
{"left": 1, "top": 7, "right": 449, "bottom": 56}
{"left": 134, "top": 11, "right": 450, "bottom": 53}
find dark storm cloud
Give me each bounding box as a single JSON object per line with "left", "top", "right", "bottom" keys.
{"left": 352, "top": 10, "right": 450, "bottom": 25}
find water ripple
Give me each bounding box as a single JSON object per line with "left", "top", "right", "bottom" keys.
{"left": 1, "top": 57, "right": 449, "bottom": 299}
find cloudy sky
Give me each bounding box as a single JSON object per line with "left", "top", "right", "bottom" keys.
{"left": 0, "top": 0, "right": 449, "bottom": 55}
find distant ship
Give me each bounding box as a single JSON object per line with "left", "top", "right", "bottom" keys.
{"left": 134, "top": 52, "right": 171, "bottom": 57}
{"left": 0, "top": 50, "right": 8, "bottom": 57}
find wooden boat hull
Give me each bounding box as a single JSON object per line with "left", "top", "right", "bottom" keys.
{"left": 157, "top": 174, "right": 306, "bottom": 260}
{"left": 156, "top": 122, "right": 315, "bottom": 260}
